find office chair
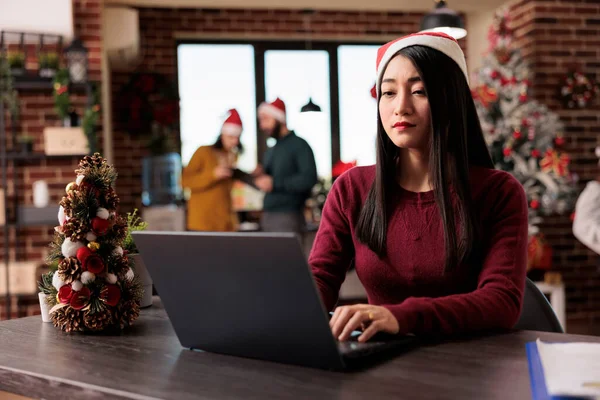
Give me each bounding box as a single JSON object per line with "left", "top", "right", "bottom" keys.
{"left": 514, "top": 278, "right": 564, "bottom": 333}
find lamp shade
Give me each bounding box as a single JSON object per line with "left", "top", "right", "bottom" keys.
{"left": 420, "top": 0, "right": 467, "bottom": 40}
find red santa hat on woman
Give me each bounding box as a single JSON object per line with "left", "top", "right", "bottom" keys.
{"left": 258, "top": 97, "right": 286, "bottom": 123}
{"left": 375, "top": 32, "right": 468, "bottom": 96}
{"left": 221, "top": 109, "right": 243, "bottom": 137}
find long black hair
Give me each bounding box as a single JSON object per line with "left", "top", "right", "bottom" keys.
{"left": 356, "top": 45, "right": 494, "bottom": 272}
{"left": 212, "top": 134, "right": 244, "bottom": 154}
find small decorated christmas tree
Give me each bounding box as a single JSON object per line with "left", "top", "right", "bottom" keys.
{"left": 472, "top": 8, "right": 577, "bottom": 236}
{"left": 39, "top": 153, "right": 143, "bottom": 333}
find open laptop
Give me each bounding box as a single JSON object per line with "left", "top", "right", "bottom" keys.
{"left": 132, "top": 231, "right": 418, "bottom": 370}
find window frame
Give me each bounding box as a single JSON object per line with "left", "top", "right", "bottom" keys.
{"left": 175, "top": 39, "right": 383, "bottom": 174}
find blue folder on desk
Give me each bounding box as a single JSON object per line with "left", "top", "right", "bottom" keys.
{"left": 526, "top": 342, "right": 584, "bottom": 400}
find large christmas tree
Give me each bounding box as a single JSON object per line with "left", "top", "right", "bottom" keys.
{"left": 472, "top": 8, "right": 577, "bottom": 236}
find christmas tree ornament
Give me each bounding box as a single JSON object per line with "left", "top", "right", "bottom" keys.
{"left": 62, "top": 238, "right": 85, "bottom": 258}
{"left": 81, "top": 271, "right": 96, "bottom": 284}
{"left": 65, "top": 182, "right": 77, "bottom": 193}
{"left": 86, "top": 232, "right": 97, "bottom": 242}
{"left": 91, "top": 217, "right": 110, "bottom": 236}
{"left": 96, "top": 207, "right": 110, "bottom": 220}
{"left": 39, "top": 153, "right": 143, "bottom": 334}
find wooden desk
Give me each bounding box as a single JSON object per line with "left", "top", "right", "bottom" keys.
{"left": 0, "top": 299, "right": 599, "bottom": 400}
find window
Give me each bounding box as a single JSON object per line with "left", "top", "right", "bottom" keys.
{"left": 177, "top": 40, "right": 383, "bottom": 179}
{"left": 264, "top": 50, "right": 331, "bottom": 178}
{"left": 177, "top": 44, "right": 257, "bottom": 172}
{"left": 338, "top": 45, "right": 379, "bottom": 166}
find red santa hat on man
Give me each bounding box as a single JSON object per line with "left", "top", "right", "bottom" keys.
{"left": 221, "top": 108, "right": 243, "bottom": 137}
{"left": 375, "top": 32, "right": 469, "bottom": 97}
{"left": 258, "top": 97, "right": 286, "bottom": 123}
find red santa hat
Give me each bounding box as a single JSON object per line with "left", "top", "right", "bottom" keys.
{"left": 258, "top": 97, "right": 286, "bottom": 123}
{"left": 375, "top": 32, "right": 468, "bottom": 96}
{"left": 221, "top": 109, "right": 243, "bottom": 137}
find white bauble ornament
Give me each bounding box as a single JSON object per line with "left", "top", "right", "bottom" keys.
{"left": 61, "top": 239, "right": 85, "bottom": 258}
{"left": 81, "top": 271, "right": 96, "bottom": 284}
{"left": 71, "top": 280, "right": 83, "bottom": 292}
{"left": 58, "top": 206, "right": 66, "bottom": 226}
{"left": 125, "top": 268, "right": 135, "bottom": 282}
{"left": 96, "top": 208, "right": 110, "bottom": 220}
{"left": 52, "top": 272, "right": 65, "bottom": 290}
{"left": 86, "top": 232, "right": 97, "bottom": 242}
{"left": 106, "top": 273, "right": 118, "bottom": 284}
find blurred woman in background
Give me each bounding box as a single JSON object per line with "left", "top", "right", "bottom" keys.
{"left": 182, "top": 109, "right": 243, "bottom": 231}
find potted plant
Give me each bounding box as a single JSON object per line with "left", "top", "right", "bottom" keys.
{"left": 17, "top": 135, "right": 34, "bottom": 153}
{"left": 37, "top": 262, "right": 58, "bottom": 322}
{"left": 123, "top": 209, "right": 153, "bottom": 308}
{"left": 38, "top": 51, "right": 59, "bottom": 78}
{"left": 8, "top": 51, "right": 25, "bottom": 76}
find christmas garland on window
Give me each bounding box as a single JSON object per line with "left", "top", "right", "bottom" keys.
{"left": 559, "top": 71, "right": 599, "bottom": 109}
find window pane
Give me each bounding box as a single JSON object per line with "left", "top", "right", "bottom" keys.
{"left": 338, "top": 45, "right": 380, "bottom": 166}
{"left": 177, "top": 44, "right": 257, "bottom": 172}
{"left": 264, "top": 50, "right": 331, "bottom": 179}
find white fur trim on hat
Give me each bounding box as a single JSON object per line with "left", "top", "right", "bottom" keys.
{"left": 376, "top": 33, "right": 468, "bottom": 96}
{"left": 258, "top": 103, "right": 286, "bottom": 123}
{"left": 221, "top": 123, "right": 243, "bottom": 137}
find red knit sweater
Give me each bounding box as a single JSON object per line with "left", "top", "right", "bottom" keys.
{"left": 309, "top": 165, "right": 528, "bottom": 335}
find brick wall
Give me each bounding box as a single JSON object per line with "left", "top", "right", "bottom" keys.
{"left": 509, "top": 0, "right": 600, "bottom": 331}
{"left": 0, "top": 0, "right": 102, "bottom": 319}
{"left": 111, "top": 7, "right": 446, "bottom": 213}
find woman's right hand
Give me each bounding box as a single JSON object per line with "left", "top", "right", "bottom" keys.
{"left": 214, "top": 166, "right": 233, "bottom": 180}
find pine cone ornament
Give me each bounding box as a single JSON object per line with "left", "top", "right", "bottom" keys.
{"left": 57, "top": 257, "right": 82, "bottom": 284}
{"left": 111, "top": 216, "right": 128, "bottom": 244}
{"left": 75, "top": 153, "right": 106, "bottom": 175}
{"left": 62, "top": 218, "right": 90, "bottom": 241}
{"left": 83, "top": 308, "right": 115, "bottom": 332}
{"left": 51, "top": 306, "right": 85, "bottom": 333}
{"left": 104, "top": 188, "right": 120, "bottom": 210}
{"left": 116, "top": 300, "right": 140, "bottom": 329}
{"left": 111, "top": 255, "right": 130, "bottom": 279}
{"left": 59, "top": 195, "right": 74, "bottom": 215}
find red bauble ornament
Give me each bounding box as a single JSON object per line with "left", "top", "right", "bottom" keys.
{"left": 70, "top": 287, "right": 91, "bottom": 310}
{"left": 92, "top": 217, "right": 110, "bottom": 236}
{"left": 531, "top": 149, "right": 541, "bottom": 158}
{"left": 58, "top": 285, "right": 73, "bottom": 304}
{"left": 101, "top": 284, "right": 121, "bottom": 307}
{"left": 503, "top": 148, "right": 513, "bottom": 157}
{"left": 555, "top": 137, "right": 565, "bottom": 147}
{"left": 513, "top": 130, "right": 522, "bottom": 140}
{"left": 530, "top": 200, "right": 540, "bottom": 209}
{"left": 519, "top": 94, "right": 528, "bottom": 102}
{"left": 491, "top": 70, "right": 499, "bottom": 79}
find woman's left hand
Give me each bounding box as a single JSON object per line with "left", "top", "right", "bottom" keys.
{"left": 330, "top": 304, "right": 399, "bottom": 342}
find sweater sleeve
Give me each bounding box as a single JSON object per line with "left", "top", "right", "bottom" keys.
{"left": 273, "top": 140, "right": 318, "bottom": 194}
{"left": 308, "top": 175, "right": 355, "bottom": 311}
{"left": 383, "top": 175, "right": 528, "bottom": 335}
{"left": 573, "top": 181, "right": 600, "bottom": 255}
{"left": 182, "top": 147, "right": 219, "bottom": 192}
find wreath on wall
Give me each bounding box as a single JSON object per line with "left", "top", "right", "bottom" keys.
{"left": 115, "top": 73, "right": 180, "bottom": 155}
{"left": 559, "top": 71, "right": 599, "bottom": 109}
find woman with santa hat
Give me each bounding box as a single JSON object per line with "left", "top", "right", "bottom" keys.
{"left": 182, "top": 109, "right": 244, "bottom": 231}
{"left": 309, "top": 32, "right": 529, "bottom": 342}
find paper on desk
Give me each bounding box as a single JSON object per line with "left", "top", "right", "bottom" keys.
{"left": 536, "top": 339, "right": 600, "bottom": 399}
